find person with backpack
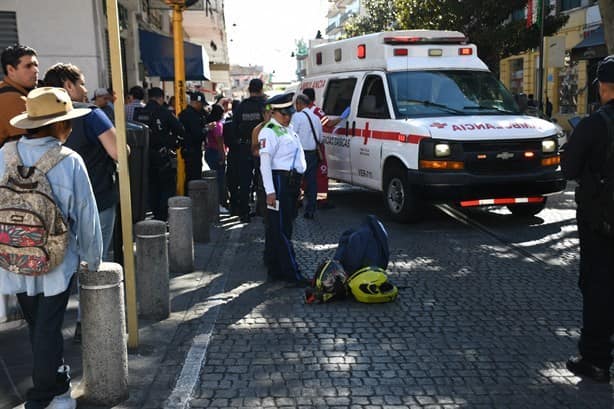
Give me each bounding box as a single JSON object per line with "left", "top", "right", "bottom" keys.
{"left": 0, "top": 44, "right": 39, "bottom": 147}
{"left": 0, "top": 87, "right": 102, "bottom": 409}
{"left": 561, "top": 55, "right": 614, "bottom": 384}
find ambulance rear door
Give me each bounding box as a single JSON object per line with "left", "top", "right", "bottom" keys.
{"left": 351, "top": 72, "right": 393, "bottom": 189}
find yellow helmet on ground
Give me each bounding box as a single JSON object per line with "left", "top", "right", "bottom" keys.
{"left": 348, "top": 266, "right": 398, "bottom": 303}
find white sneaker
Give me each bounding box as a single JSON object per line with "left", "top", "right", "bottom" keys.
{"left": 45, "top": 388, "right": 76, "bottom": 409}
{"left": 219, "top": 205, "right": 229, "bottom": 214}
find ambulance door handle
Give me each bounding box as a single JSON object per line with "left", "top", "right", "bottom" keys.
{"left": 350, "top": 121, "right": 355, "bottom": 137}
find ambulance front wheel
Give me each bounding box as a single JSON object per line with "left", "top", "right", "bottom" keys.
{"left": 507, "top": 198, "right": 547, "bottom": 217}
{"left": 383, "top": 167, "right": 421, "bottom": 223}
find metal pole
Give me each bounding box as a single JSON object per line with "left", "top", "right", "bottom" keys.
{"left": 169, "top": 1, "right": 188, "bottom": 195}
{"left": 106, "top": 0, "right": 139, "bottom": 348}
{"left": 537, "top": 0, "right": 546, "bottom": 111}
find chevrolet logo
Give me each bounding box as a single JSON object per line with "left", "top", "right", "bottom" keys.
{"left": 496, "top": 152, "right": 515, "bottom": 160}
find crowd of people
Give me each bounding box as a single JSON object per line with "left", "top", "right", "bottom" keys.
{"left": 0, "top": 42, "right": 337, "bottom": 409}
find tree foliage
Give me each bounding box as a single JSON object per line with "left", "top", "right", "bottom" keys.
{"left": 599, "top": 0, "right": 614, "bottom": 54}
{"left": 344, "top": 0, "right": 568, "bottom": 72}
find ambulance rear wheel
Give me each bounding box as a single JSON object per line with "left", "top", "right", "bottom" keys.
{"left": 507, "top": 198, "right": 547, "bottom": 217}
{"left": 384, "top": 167, "right": 420, "bottom": 223}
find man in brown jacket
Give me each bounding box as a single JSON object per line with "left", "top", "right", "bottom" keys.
{"left": 0, "top": 44, "right": 39, "bottom": 146}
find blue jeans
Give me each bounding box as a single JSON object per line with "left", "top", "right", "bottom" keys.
{"left": 205, "top": 149, "right": 226, "bottom": 205}
{"left": 17, "top": 280, "right": 73, "bottom": 408}
{"left": 303, "top": 151, "right": 318, "bottom": 215}
{"left": 99, "top": 206, "right": 116, "bottom": 262}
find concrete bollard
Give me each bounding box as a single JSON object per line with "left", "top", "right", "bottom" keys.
{"left": 188, "top": 180, "right": 211, "bottom": 243}
{"left": 135, "top": 220, "right": 170, "bottom": 319}
{"left": 202, "top": 169, "right": 218, "bottom": 221}
{"left": 79, "top": 262, "right": 128, "bottom": 406}
{"left": 168, "top": 196, "right": 194, "bottom": 274}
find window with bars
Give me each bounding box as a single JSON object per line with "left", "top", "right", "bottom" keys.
{"left": 0, "top": 11, "right": 19, "bottom": 81}
{"left": 560, "top": 0, "right": 581, "bottom": 11}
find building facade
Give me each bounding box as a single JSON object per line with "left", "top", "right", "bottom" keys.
{"left": 0, "top": 0, "right": 109, "bottom": 90}
{"left": 326, "top": 0, "right": 364, "bottom": 40}
{"left": 0, "top": 0, "right": 227, "bottom": 104}
{"left": 183, "top": 0, "right": 231, "bottom": 99}
{"left": 499, "top": 0, "right": 605, "bottom": 129}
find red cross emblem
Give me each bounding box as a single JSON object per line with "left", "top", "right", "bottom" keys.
{"left": 430, "top": 122, "right": 447, "bottom": 129}
{"left": 363, "top": 122, "right": 371, "bottom": 145}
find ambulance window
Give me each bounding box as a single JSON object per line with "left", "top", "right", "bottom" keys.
{"left": 358, "top": 75, "right": 390, "bottom": 119}
{"left": 322, "top": 78, "right": 356, "bottom": 116}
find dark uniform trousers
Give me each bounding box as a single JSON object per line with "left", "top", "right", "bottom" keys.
{"left": 148, "top": 162, "right": 175, "bottom": 221}
{"left": 17, "top": 280, "right": 73, "bottom": 406}
{"left": 184, "top": 145, "right": 203, "bottom": 184}
{"left": 226, "top": 145, "right": 240, "bottom": 212}
{"left": 238, "top": 143, "right": 254, "bottom": 217}
{"left": 577, "top": 209, "right": 614, "bottom": 369}
{"left": 264, "top": 170, "right": 301, "bottom": 281}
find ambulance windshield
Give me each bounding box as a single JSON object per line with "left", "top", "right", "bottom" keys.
{"left": 388, "top": 70, "right": 520, "bottom": 118}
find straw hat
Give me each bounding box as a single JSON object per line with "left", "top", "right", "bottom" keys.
{"left": 9, "top": 87, "right": 91, "bottom": 129}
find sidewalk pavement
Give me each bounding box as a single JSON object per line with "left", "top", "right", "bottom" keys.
{"left": 0, "top": 214, "right": 244, "bottom": 409}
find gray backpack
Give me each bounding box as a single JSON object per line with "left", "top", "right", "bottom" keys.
{"left": 0, "top": 142, "right": 70, "bottom": 275}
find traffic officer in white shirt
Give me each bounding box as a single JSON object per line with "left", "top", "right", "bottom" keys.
{"left": 258, "top": 93, "right": 308, "bottom": 284}
{"left": 291, "top": 93, "right": 323, "bottom": 219}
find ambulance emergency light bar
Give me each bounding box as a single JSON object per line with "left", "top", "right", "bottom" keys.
{"left": 383, "top": 36, "right": 467, "bottom": 45}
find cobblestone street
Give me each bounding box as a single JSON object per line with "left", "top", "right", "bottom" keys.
{"left": 186, "top": 184, "right": 613, "bottom": 408}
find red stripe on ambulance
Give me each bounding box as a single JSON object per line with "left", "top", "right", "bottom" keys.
{"left": 460, "top": 197, "right": 545, "bottom": 207}
{"left": 323, "top": 125, "right": 427, "bottom": 144}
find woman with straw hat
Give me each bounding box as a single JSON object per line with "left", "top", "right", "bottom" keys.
{"left": 1, "top": 87, "right": 102, "bottom": 409}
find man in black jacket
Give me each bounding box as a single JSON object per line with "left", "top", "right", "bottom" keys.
{"left": 232, "top": 79, "right": 265, "bottom": 223}
{"left": 135, "top": 87, "right": 184, "bottom": 220}
{"left": 179, "top": 91, "right": 208, "bottom": 189}
{"left": 561, "top": 55, "right": 614, "bottom": 383}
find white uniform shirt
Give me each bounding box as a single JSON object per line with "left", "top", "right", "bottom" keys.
{"left": 290, "top": 108, "right": 323, "bottom": 151}
{"left": 258, "top": 117, "right": 307, "bottom": 194}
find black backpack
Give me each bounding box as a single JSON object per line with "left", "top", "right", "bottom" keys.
{"left": 333, "top": 215, "right": 389, "bottom": 274}
{"left": 592, "top": 105, "right": 614, "bottom": 235}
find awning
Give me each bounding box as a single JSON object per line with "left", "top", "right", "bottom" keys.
{"left": 571, "top": 26, "right": 607, "bottom": 60}
{"left": 138, "top": 29, "right": 209, "bottom": 81}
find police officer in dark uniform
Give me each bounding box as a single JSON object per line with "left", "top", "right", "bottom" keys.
{"left": 258, "top": 93, "right": 308, "bottom": 284}
{"left": 135, "top": 87, "right": 184, "bottom": 221}
{"left": 232, "top": 78, "right": 265, "bottom": 223}
{"left": 561, "top": 55, "right": 614, "bottom": 383}
{"left": 179, "top": 91, "right": 208, "bottom": 188}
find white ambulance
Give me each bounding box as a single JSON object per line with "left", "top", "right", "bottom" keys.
{"left": 299, "top": 30, "right": 566, "bottom": 222}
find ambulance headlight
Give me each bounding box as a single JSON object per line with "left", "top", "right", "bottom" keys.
{"left": 434, "top": 143, "right": 451, "bottom": 157}
{"left": 541, "top": 139, "right": 556, "bottom": 153}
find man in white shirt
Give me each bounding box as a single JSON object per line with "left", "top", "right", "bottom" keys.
{"left": 291, "top": 93, "right": 323, "bottom": 219}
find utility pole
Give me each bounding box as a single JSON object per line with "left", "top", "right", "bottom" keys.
{"left": 106, "top": 0, "right": 138, "bottom": 348}
{"left": 537, "top": 0, "right": 546, "bottom": 112}
{"left": 165, "top": 0, "right": 193, "bottom": 195}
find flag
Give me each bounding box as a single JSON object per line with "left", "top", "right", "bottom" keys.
{"left": 536, "top": 0, "right": 543, "bottom": 28}
{"left": 527, "top": 0, "right": 544, "bottom": 28}
{"left": 527, "top": 0, "right": 533, "bottom": 28}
